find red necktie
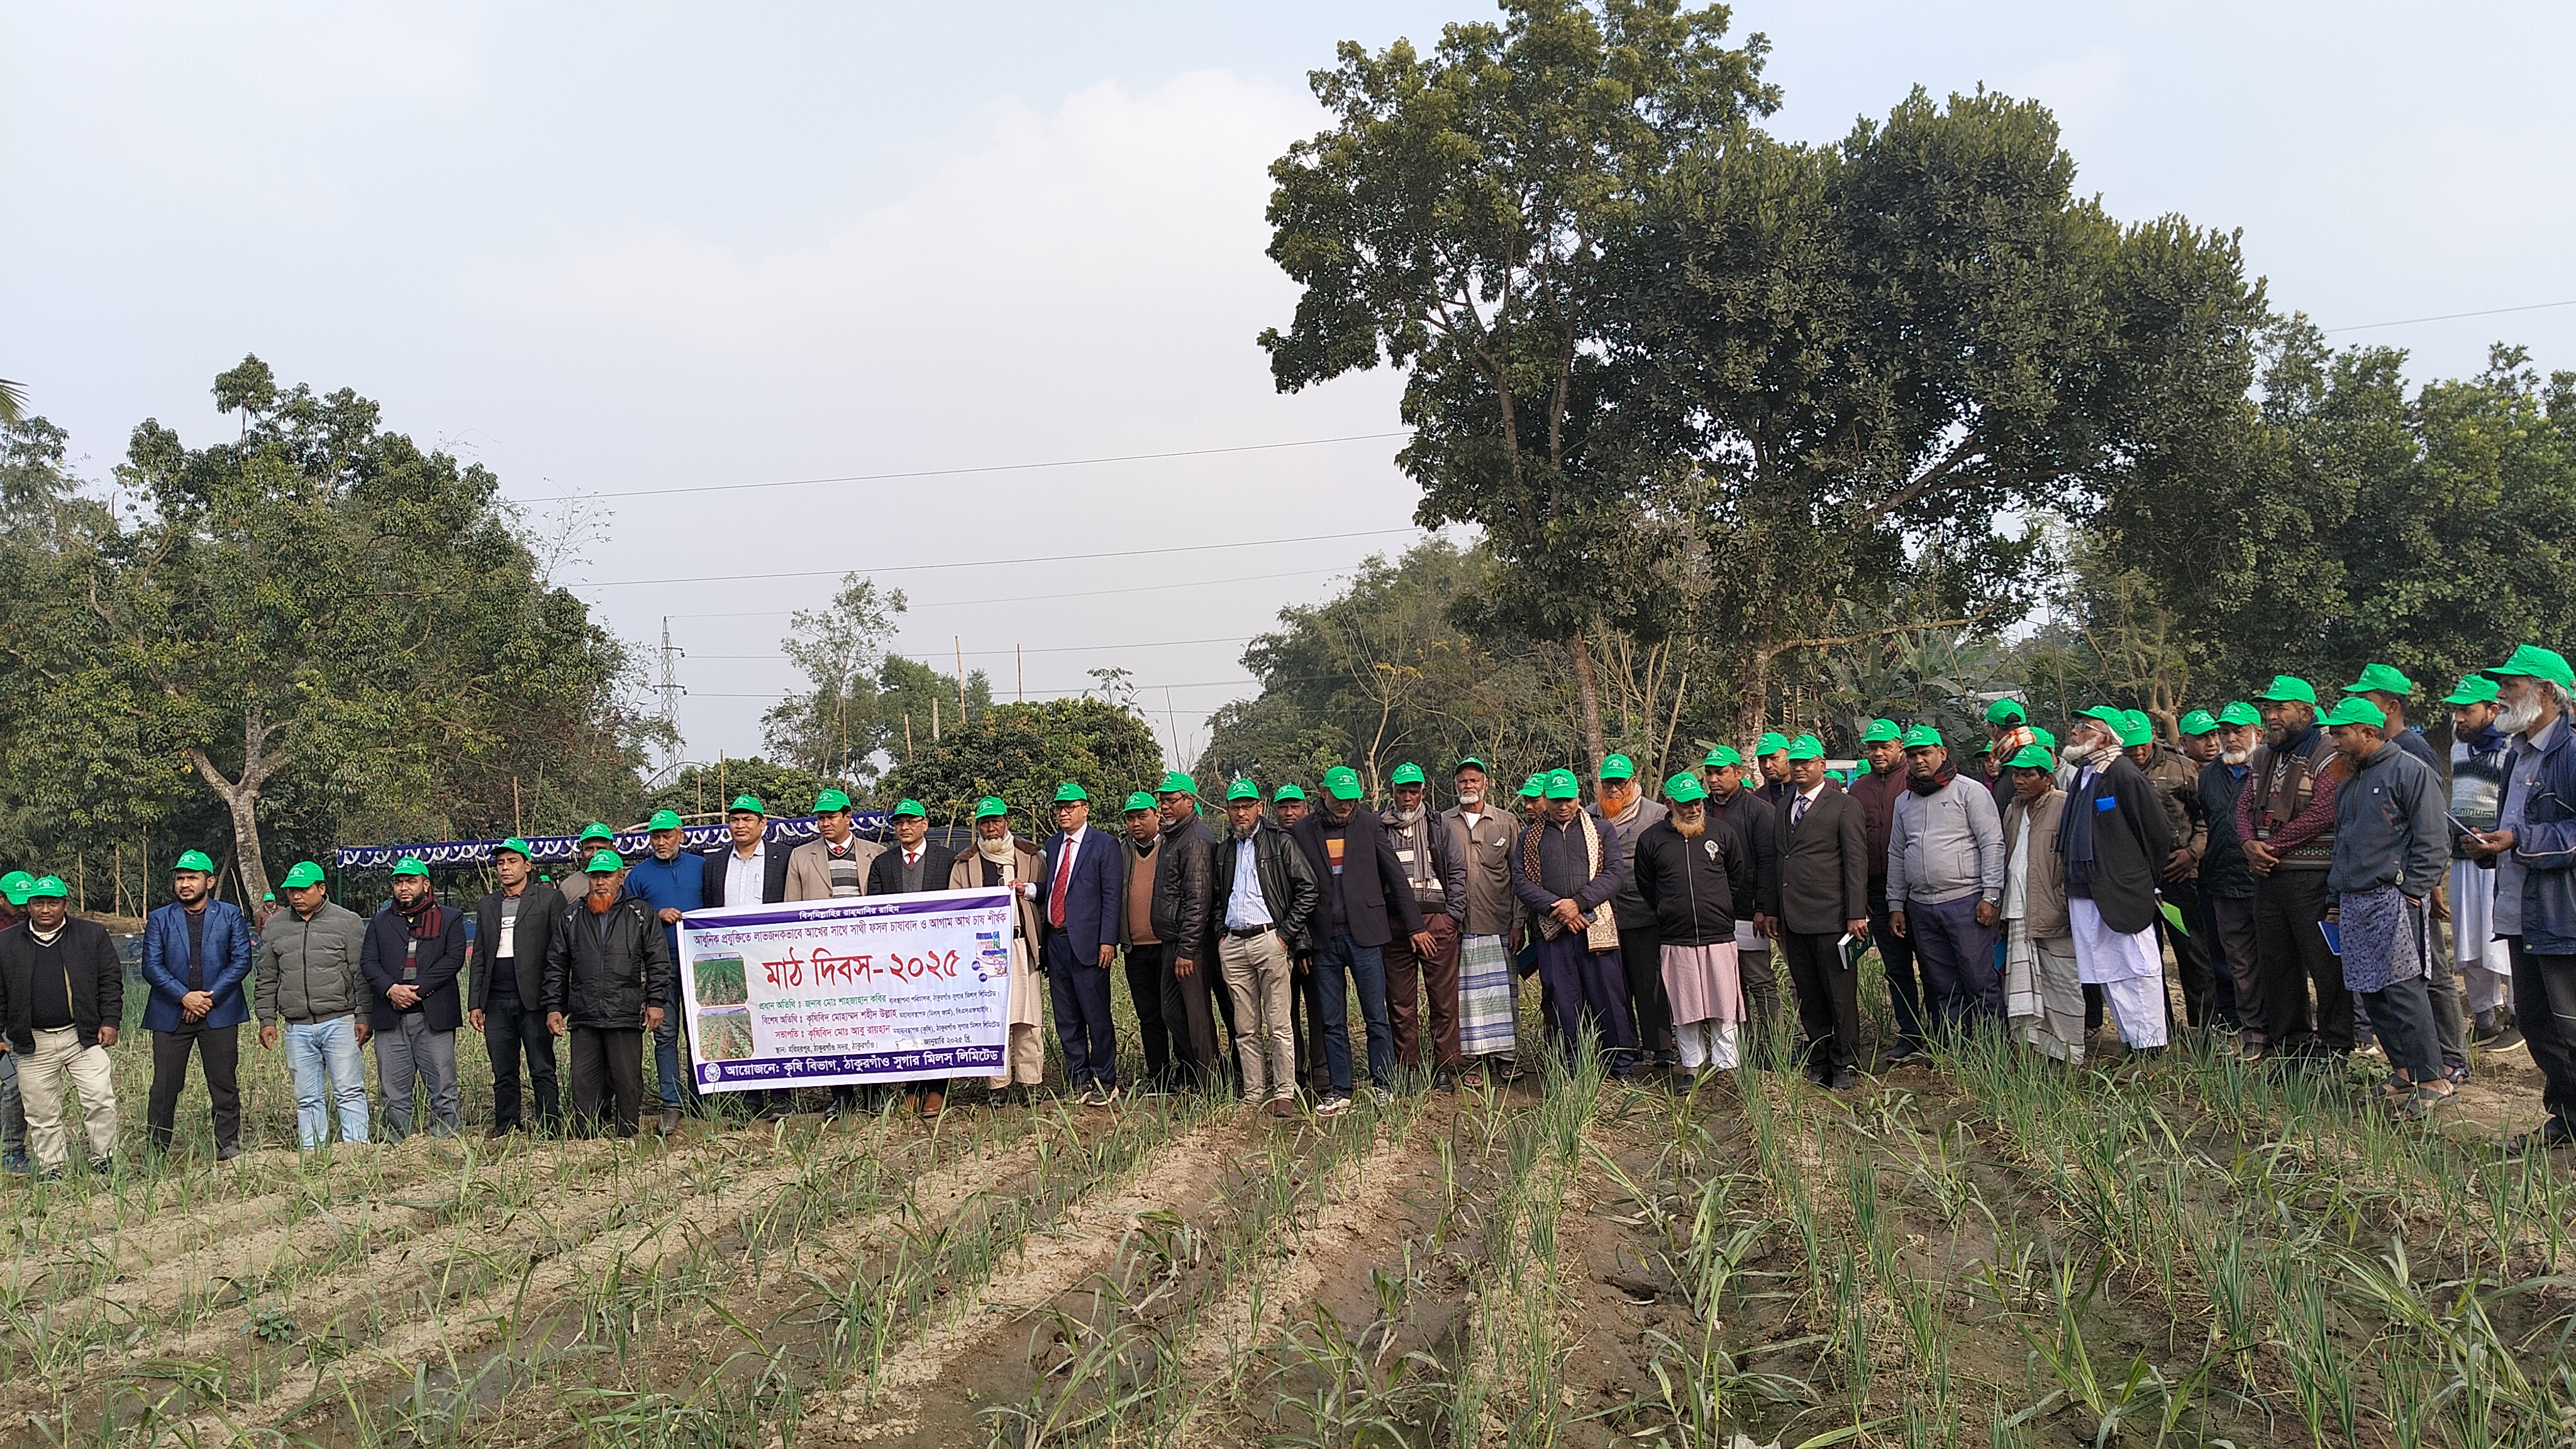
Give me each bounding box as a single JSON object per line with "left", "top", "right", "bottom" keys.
{"left": 1049, "top": 834, "right": 1075, "bottom": 928}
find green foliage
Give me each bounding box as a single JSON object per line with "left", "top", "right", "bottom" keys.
{"left": 882, "top": 697, "right": 1162, "bottom": 837}
{"left": 760, "top": 573, "right": 906, "bottom": 782}
{"left": 644, "top": 757, "right": 833, "bottom": 824}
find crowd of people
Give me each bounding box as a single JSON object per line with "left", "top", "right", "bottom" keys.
{"left": 0, "top": 648, "right": 2570, "bottom": 1177}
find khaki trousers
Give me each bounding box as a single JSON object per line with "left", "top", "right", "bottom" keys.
{"left": 21, "top": 1026, "right": 117, "bottom": 1172}
{"left": 1218, "top": 928, "right": 1297, "bottom": 1101}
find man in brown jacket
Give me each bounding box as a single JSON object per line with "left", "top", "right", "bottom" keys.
{"left": 1999, "top": 743, "right": 2083, "bottom": 1062}
{"left": 1114, "top": 792, "right": 1174, "bottom": 1092}
{"left": 1770, "top": 736, "right": 1870, "bottom": 1089}
{"left": 1441, "top": 758, "right": 1521, "bottom": 1082}
{"left": 1846, "top": 718, "right": 1926, "bottom": 1060}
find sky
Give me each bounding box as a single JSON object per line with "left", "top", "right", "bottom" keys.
{"left": 7, "top": 2, "right": 2571, "bottom": 775}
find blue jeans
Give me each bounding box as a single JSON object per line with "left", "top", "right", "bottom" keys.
{"left": 1312, "top": 935, "right": 1392, "bottom": 1094}
{"left": 283, "top": 1016, "right": 370, "bottom": 1148}
{"left": 654, "top": 960, "right": 690, "bottom": 1109}
{"left": 0, "top": 1052, "right": 23, "bottom": 1156}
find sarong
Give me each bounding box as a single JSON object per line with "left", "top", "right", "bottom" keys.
{"left": 2338, "top": 883, "right": 2426, "bottom": 996}
{"left": 2004, "top": 919, "right": 2085, "bottom": 1063}
{"left": 1457, "top": 933, "right": 1517, "bottom": 1058}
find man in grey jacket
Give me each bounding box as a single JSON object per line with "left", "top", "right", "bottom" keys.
{"left": 1886, "top": 725, "right": 2006, "bottom": 1028}
{"left": 2323, "top": 696, "right": 2454, "bottom": 1116}
{"left": 254, "top": 861, "right": 372, "bottom": 1148}
{"left": 1592, "top": 753, "right": 1672, "bottom": 1067}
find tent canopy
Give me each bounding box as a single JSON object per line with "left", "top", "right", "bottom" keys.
{"left": 333, "top": 813, "right": 892, "bottom": 871}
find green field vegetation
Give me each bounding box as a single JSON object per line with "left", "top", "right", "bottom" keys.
{"left": 694, "top": 957, "right": 748, "bottom": 1008}
{"left": 0, "top": 958, "right": 2565, "bottom": 1447}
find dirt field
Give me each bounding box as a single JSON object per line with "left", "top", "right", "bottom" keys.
{"left": 3, "top": 962, "right": 2570, "bottom": 1448}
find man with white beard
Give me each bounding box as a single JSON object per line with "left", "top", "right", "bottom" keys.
{"left": 2460, "top": 646, "right": 2576, "bottom": 1151}
{"left": 1441, "top": 759, "right": 1523, "bottom": 1084}
{"left": 2199, "top": 702, "right": 2267, "bottom": 1057}
{"left": 2442, "top": 674, "right": 2520, "bottom": 1052}
{"left": 2058, "top": 708, "right": 2177, "bottom": 1054}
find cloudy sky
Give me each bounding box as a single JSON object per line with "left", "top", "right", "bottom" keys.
{"left": 8, "top": 2, "right": 2570, "bottom": 771}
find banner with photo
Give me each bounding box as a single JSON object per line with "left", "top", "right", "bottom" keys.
{"left": 676, "top": 886, "right": 1016, "bottom": 1091}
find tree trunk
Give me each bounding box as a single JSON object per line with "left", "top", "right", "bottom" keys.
{"left": 1736, "top": 646, "right": 1775, "bottom": 745}
{"left": 186, "top": 711, "right": 277, "bottom": 904}
{"left": 1569, "top": 631, "right": 1606, "bottom": 773}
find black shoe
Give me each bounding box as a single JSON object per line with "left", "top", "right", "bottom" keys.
{"left": 216, "top": 1144, "right": 243, "bottom": 1163}
{"left": 1827, "top": 1068, "right": 1859, "bottom": 1091}
{"left": 2480, "top": 1025, "right": 2528, "bottom": 1056}
{"left": 486, "top": 1123, "right": 516, "bottom": 1140}
{"left": 2506, "top": 1118, "right": 2575, "bottom": 1153}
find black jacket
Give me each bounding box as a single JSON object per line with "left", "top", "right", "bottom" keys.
{"left": 1292, "top": 806, "right": 1428, "bottom": 948}
{"left": 867, "top": 841, "right": 957, "bottom": 896}
{"left": 1206, "top": 821, "right": 1324, "bottom": 954}
{"left": 543, "top": 891, "right": 672, "bottom": 1030}
{"left": 2060, "top": 755, "right": 2175, "bottom": 936}
{"left": 360, "top": 904, "right": 467, "bottom": 1032}
{"left": 697, "top": 843, "right": 790, "bottom": 908}
{"left": 0, "top": 918, "right": 124, "bottom": 1052}
{"left": 1775, "top": 785, "right": 1869, "bottom": 936}
{"left": 1150, "top": 814, "right": 1217, "bottom": 963}
{"left": 1634, "top": 816, "right": 1757, "bottom": 947}
{"left": 471, "top": 882, "right": 567, "bottom": 1011}
{"left": 1714, "top": 788, "right": 1782, "bottom": 920}
{"left": 2197, "top": 760, "right": 2255, "bottom": 900}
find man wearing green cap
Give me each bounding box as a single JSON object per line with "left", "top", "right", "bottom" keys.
{"left": 1999, "top": 742, "right": 2084, "bottom": 1063}
{"left": 0, "top": 875, "right": 125, "bottom": 1175}
{"left": 2347, "top": 663, "right": 2438, "bottom": 772}
{"left": 1295, "top": 765, "right": 1433, "bottom": 1109}
{"left": 956, "top": 797, "right": 1052, "bottom": 1104}
{"left": 1589, "top": 754, "right": 1672, "bottom": 1069}
{"left": 2128, "top": 712, "right": 2217, "bottom": 1030}
{"left": 1513, "top": 767, "right": 1638, "bottom": 1077}
{"left": 0, "top": 873, "right": 26, "bottom": 1169}
{"left": 1887, "top": 723, "right": 2006, "bottom": 1030}
{"left": 1382, "top": 762, "right": 1468, "bottom": 1082}
{"left": 625, "top": 809, "right": 706, "bottom": 1131}
{"left": 141, "top": 849, "right": 255, "bottom": 1160}
{"left": 1848, "top": 719, "right": 1921, "bottom": 1058}
{"left": 2059, "top": 710, "right": 2178, "bottom": 1053}
{"left": 543, "top": 849, "right": 670, "bottom": 1137}
{"left": 1050, "top": 780, "right": 1133, "bottom": 1101}
{"left": 362, "top": 858, "right": 467, "bottom": 1140}
{"left": 2196, "top": 704, "right": 2264, "bottom": 1041}
{"left": 2462, "top": 645, "right": 2576, "bottom": 1148}
{"left": 787, "top": 789, "right": 883, "bottom": 906}
{"left": 2236, "top": 675, "right": 2353, "bottom": 1060}
{"left": 255, "top": 862, "right": 372, "bottom": 1148}
{"left": 471, "top": 838, "right": 567, "bottom": 1136}
{"left": 865, "top": 801, "right": 952, "bottom": 896}
{"left": 1702, "top": 745, "right": 1785, "bottom": 1052}
{"left": 1752, "top": 731, "right": 1796, "bottom": 813}
{"left": 1443, "top": 758, "right": 1524, "bottom": 1080}
{"left": 1211, "top": 777, "right": 1321, "bottom": 1115}
{"left": 2319, "top": 696, "right": 2455, "bottom": 1114}
{"left": 702, "top": 795, "right": 789, "bottom": 911}
{"left": 1633, "top": 772, "right": 1757, "bottom": 1077}
{"left": 2442, "top": 674, "right": 2519, "bottom": 1049}
{"left": 1985, "top": 699, "right": 2038, "bottom": 806}
{"left": 1115, "top": 791, "right": 1176, "bottom": 1091}
{"left": 1772, "top": 735, "right": 1870, "bottom": 1087}
{"left": 1272, "top": 784, "right": 1331, "bottom": 1093}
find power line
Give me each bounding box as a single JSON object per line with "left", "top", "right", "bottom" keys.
{"left": 571, "top": 528, "right": 1418, "bottom": 590}
{"left": 2324, "top": 298, "right": 2576, "bottom": 334}
{"left": 684, "top": 635, "right": 1254, "bottom": 662}
{"left": 530, "top": 430, "right": 1412, "bottom": 502}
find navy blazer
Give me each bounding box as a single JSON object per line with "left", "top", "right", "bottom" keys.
{"left": 1037, "top": 825, "right": 1126, "bottom": 959}
{"left": 140, "top": 899, "right": 255, "bottom": 1033}
{"left": 697, "top": 843, "right": 791, "bottom": 908}
{"left": 360, "top": 904, "right": 468, "bottom": 1031}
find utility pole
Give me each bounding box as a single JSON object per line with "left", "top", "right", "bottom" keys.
{"left": 655, "top": 616, "right": 687, "bottom": 786}
{"left": 955, "top": 636, "right": 966, "bottom": 716}
{"left": 1017, "top": 643, "right": 1024, "bottom": 703}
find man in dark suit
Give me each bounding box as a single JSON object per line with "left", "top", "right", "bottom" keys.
{"left": 697, "top": 794, "right": 791, "bottom": 1115}
{"left": 1292, "top": 765, "right": 1431, "bottom": 1114}
{"left": 1040, "top": 782, "right": 1128, "bottom": 1105}
{"left": 2060, "top": 707, "right": 2179, "bottom": 1054}
{"left": 865, "top": 799, "right": 955, "bottom": 896}
{"left": 360, "top": 857, "right": 468, "bottom": 1140}
{"left": 1771, "top": 735, "right": 1871, "bottom": 1089}
{"left": 470, "top": 837, "right": 567, "bottom": 1137}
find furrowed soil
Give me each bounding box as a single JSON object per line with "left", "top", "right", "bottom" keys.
{"left": 6, "top": 959, "right": 2573, "bottom": 1447}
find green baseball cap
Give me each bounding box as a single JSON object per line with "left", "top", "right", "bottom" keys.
{"left": 1543, "top": 768, "right": 1581, "bottom": 800}
{"left": 1389, "top": 762, "right": 1426, "bottom": 786}
{"left": 1703, "top": 744, "right": 1743, "bottom": 769}
{"left": 2320, "top": 696, "right": 2388, "bottom": 730}
{"left": 1985, "top": 699, "right": 2028, "bottom": 726}
{"left": 25, "top": 875, "right": 67, "bottom": 900}
{"left": 974, "top": 796, "right": 1009, "bottom": 819}
{"left": 1224, "top": 778, "right": 1262, "bottom": 802}
{"left": 1274, "top": 784, "right": 1307, "bottom": 804}
{"left": 584, "top": 848, "right": 626, "bottom": 873}
{"left": 1756, "top": 731, "right": 1791, "bottom": 757}
{"left": 726, "top": 794, "right": 765, "bottom": 815}
{"left": 2117, "top": 711, "right": 2154, "bottom": 748}
{"left": 1321, "top": 766, "right": 1365, "bottom": 801}
{"left": 391, "top": 857, "right": 430, "bottom": 878}
{"left": 2216, "top": 701, "right": 2262, "bottom": 728}
{"left": 279, "top": 861, "right": 325, "bottom": 889}
{"left": 1899, "top": 723, "right": 1943, "bottom": 749}
{"left": 1853, "top": 758, "right": 1872, "bottom": 775}
{"left": 2029, "top": 725, "right": 2058, "bottom": 751}
{"left": 2346, "top": 663, "right": 2414, "bottom": 697}
{"left": 0, "top": 872, "right": 31, "bottom": 908}
{"left": 648, "top": 809, "right": 686, "bottom": 831}
{"left": 813, "top": 789, "right": 852, "bottom": 813}
{"left": 1156, "top": 770, "right": 1198, "bottom": 797}
{"left": 1599, "top": 753, "right": 1635, "bottom": 780}
{"left": 2255, "top": 675, "right": 2318, "bottom": 704}
{"left": 496, "top": 836, "right": 535, "bottom": 860}
{"left": 576, "top": 821, "right": 616, "bottom": 845}
{"left": 174, "top": 849, "right": 216, "bottom": 874}
{"left": 1862, "top": 718, "right": 1901, "bottom": 743}
{"left": 2492, "top": 644, "right": 2575, "bottom": 689}
{"left": 893, "top": 799, "right": 928, "bottom": 819}
{"left": 2074, "top": 705, "right": 2126, "bottom": 731}
{"left": 1784, "top": 734, "right": 1825, "bottom": 762}
{"left": 2005, "top": 743, "right": 2056, "bottom": 770}
{"left": 1663, "top": 771, "right": 1707, "bottom": 803}
{"left": 1454, "top": 757, "right": 1489, "bottom": 775}
{"left": 2441, "top": 674, "right": 2501, "bottom": 706}
{"left": 262, "top": 892, "right": 275, "bottom": 903}
{"left": 2177, "top": 709, "right": 2218, "bottom": 736}
{"left": 1049, "top": 781, "right": 1086, "bottom": 804}
{"left": 1121, "top": 791, "right": 1157, "bottom": 813}
{"left": 1517, "top": 774, "right": 1546, "bottom": 799}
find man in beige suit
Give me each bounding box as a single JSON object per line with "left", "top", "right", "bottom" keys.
{"left": 784, "top": 789, "right": 883, "bottom": 903}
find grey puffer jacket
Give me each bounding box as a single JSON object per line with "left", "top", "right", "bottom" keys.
{"left": 255, "top": 902, "right": 369, "bottom": 1025}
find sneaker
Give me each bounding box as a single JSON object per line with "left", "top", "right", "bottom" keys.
{"left": 2482, "top": 1026, "right": 2528, "bottom": 1057}
{"left": 1097, "top": 1084, "right": 1121, "bottom": 1106}
{"left": 3, "top": 1151, "right": 29, "bottom": 1175}
{"left": 1315, "top": 1093, "right": 1352, "bottom": 1118}
{"left": 1368, "top": 1086, "right": 1394, "bottom": 1107}
{"left": 658, "top": 1107, "right": 683, "bottom": 1136}
{"left": 216, "top": 1145, "right": 243, "bottom": 1163}
{"left": 1079, "top": 1085, "right": 1108, "bottom": 1108}
{"left": 1267, "top": 1097, "right": 1298, "bottom": 1119}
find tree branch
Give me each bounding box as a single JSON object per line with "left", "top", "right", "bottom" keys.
{"left": 1756, "top": 611, "right": 1992, "bottom": 663}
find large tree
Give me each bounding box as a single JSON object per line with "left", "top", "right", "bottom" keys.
{"left": 882, "top": 697, "right": 1163, "bottom": 838}
{"left": 761, "top": 572, "right": 907, "bottom": 785}
{"left": 1260, "top": 0, "right": 1777, "bottom": 770}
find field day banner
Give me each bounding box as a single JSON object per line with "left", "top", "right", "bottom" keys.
{"left": 676, "top": 886, "right": 1016, "bottom": 1091}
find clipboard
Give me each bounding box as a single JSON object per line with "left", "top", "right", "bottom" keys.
{"left": 2319, "top": 920, "right": 2341, "bottom": 956}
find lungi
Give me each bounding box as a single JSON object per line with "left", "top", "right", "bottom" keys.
{"left": 1457, "top": 933, "right": 1518, "bottom": 1060}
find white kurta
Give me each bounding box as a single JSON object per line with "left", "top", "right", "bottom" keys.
{"left": 2068, "top": 897, "right": 2168, "bottom": 1048}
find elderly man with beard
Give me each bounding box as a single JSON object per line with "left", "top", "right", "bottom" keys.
{"left": 1443, "top": 759, "right": 1523, "bottom": 1083}
{"left": 1591, "top": 754, "right": 1669, "bottom": 1068}
{"left": 2199, "top": 704, "right": 2267, "bottom": 1055}
{"left": 1113, "top": 792, "right": 1175, "bottom": 1092}
{"left": 2444, "top": 675, "right": 2520, "bottom": 1050}
{"left": 1295, "top": 767, "right": 1431, "bottom": 1112}
{"left": 362, "top": 858, "right": 467, "bottom": 1141}
{"left": 2129, "top": 711, "right": 2216, "bottom": 1031}
{"left": 543, "top": 850, "right": 669, "bottom": 1138}
{"left": 1999, "top": 743, "right": 2083, "bottom": 1062}
{"left": 1513, "top": 769, "right": 1636, "bottom": 1079}
{"left": 1702, "top": 747, "right": 1785, "bottom": 1058}
{"left": 141, "top": 850, "right": 254, "bottom": 1161}
{"left": 2060, "top": 709, "right": 2177, "bottom": 1054}
{"left": 623, "top": 811, "right": 703, "bottom": 1133}
{"left": 953, "top": 797, "right": 1052, "bottom": 1105}
{"left": 1887, "top": 724, "right": 2005, "bottom": 1030}
{"left": 2461, "top": 646, "right": 2576, "bottom": 1150}
{"left": 1211, "top": 779, "right": 1320, "bottom": 1116}
{"left": 1633, "top": 772, "right": 1755, "bottom": 1080}
{"left": 2237, "top": 676, "right": 2353, "bottom": 1062}
{"left": 2318, "top": 697, "right": 2454, "bottom": 1118}
{"left": 1848, "top": 720, "right": 1927, "bottom": 1062}
{"left": 1381, "top": 763, "right": 1468, "bottom": 1085}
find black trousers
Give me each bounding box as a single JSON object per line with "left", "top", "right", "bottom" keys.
{"left": 2508, "top": 936, "right": 2576, "bottom": 1131}
{"left": 1780, "top": 931, "right": 1862, "bottom": 1077}
{"left": 2254, "top": 869, "right": 2350, "bottom": 1054}
{"left": 569, "top": 1027, "right": 644, "bottom": 1137}
{"left": 147, "top": 1023, "right": 240, "bottom": 1152}
{"left": 1160, "top": 945, "right": 1226, "bottom": 1087}
{"left": 1617, "top": 921, "right": 1669, "bottom": 1057}
{"left": 1123, "top": 942, "right": 1174, "bottom": 1086}
{"left": 2163, "top": 877, "right": 2218, "bottom": 1028}
{"left": 1867, "top": 888, "right": 1926, "bottom": 1050}
{"left": 485, "top": 994, "right": 560, "bottom": 1133}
